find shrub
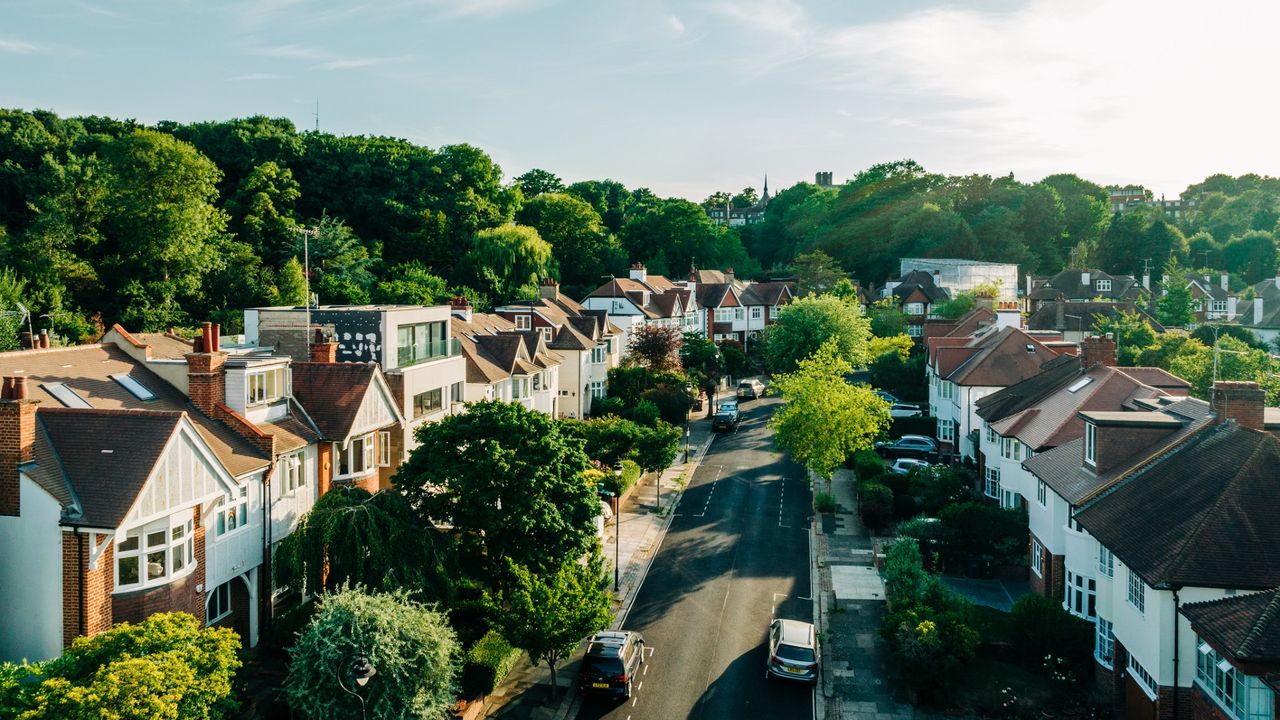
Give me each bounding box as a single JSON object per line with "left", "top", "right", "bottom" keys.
{"left": 882, "top": 472, "right": 917, "bottom": 519}
{"left": 814, "top": 492, "right": 837, "bottom": 513}
{"left": 592, "top": 396, "right": 627, "bottom": 418}
{"left": 629, "top": 399, "right": 661, "bottom": 427}
{"left": 859, "top": 482, "right": 893, "bottom": 532}
{"left": 909, "top": 465, "right": 974, "bottom": 516}
{"left": 939, "top": 501, "right": 1028, "bottom": 565}
{"left": 851, "top": 450, "right": 886, "bottom": 482}
{"left": 606, "top": 459, "right": 642, "bottom": 496}
{"left": 639, "top": 385, "right": 692, "bottom": 426}
{"left": 1009, "top": 595, "right": 1095, "bottom": 678}
{"left": 461, "top": 631, "right": 522, "bottom": 697}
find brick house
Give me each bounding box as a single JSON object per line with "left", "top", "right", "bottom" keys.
{"left": 582, "top": 264, "right": 702, "bottom": 354}
{"left": 449, "top": 303, "right": 563, "bottom": 415}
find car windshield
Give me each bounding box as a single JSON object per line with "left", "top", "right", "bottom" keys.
{"left": 719, "top": 403, "right": 737, "bottom": 411}
{"left": 584, "top": 657, "right": 625, "bottom": 677}
{"left": 775, "top": 644, "right": 815, "bottom": 663}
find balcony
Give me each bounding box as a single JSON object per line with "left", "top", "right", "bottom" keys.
{"left": 397, "top": 338, "right": 462, "bottom": 368}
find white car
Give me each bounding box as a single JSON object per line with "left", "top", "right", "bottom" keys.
{"left": 889, "top": 403, "right": 923, "bottom": 418}
{"left": 887, "top": 458, "right": 932, "bottom": 475}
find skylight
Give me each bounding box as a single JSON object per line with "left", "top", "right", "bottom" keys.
{"left": 42, "top": 382, "right": 92, "bottom": 408}
{"left": 111, "top": 373, "right": 157, "bottom": 401}
{"left": 1066, "top": 377, "right": 1094, "bottom": 393}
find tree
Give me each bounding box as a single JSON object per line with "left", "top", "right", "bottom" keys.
{"left": 516, "top": 192, "right": 623, "bottom": 295}
{"left": 306, "top": 214, "right": 375, "bottom": 305}
{"left": 372, "top": 262, "right": 450, "bottom": 305}
{"left": 1091, "top": 310, "right": 1157, "bottom": 366}
{"left": 1156, "top": 258, "right": 1195, "bottom": 327}
{"left": 770, "top": 339, "right": 892, "bottom": 480}
{"left": 627, "top": 324, "right": 683, "bottom": 372}
{"left": 867, "top": 298, "right": 907, "bottom": 337}
{"left": 2, "top": 612, "right": 240, "bottom": 720}
{"left": 928, "top": 291, "right": 977, "bottom": 320}
{"left": 273, "top": 485, "right": 454, "bottom": 601}
{"left": 679, "top": 332, "right": 722, "bottom": 390}
{"left": 272, "top": 256, "right": 309, "bottom": 306}
{"left": 459, "top": 224, "right": 553, "bottom": 304}
{"left": 395, "top": 400, "right": 600, "bottom": 582}
{"left": 285, "top": 587, "right": 459, "bottom": 720}
{"left": 487, "top": 552, "right": 612, "bottom": 698}
{"left": 619, "top": 199, "right": 756, "bottom": 278}
{"left": 1221, "top": 229, "right": 1278, "bottom": 284}
{"left": 633, "top": 420, "right": 681, "bottom": 473}
{"left": 514, "top": 168, "right": 565, "bottom": 198}
{"left": 763, "top": 294, "right": 874, "bottom": 374}
{"left": 789, "top": 249, "right": 846, "bottom": 296}
{"left": 731, "top": 186, "right": 758, "bottom": 208}
{"left": 222, "top": 160, "right": 300, "bottom": 266}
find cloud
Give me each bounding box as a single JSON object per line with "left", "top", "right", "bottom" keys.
{"left": 668, "top": 15, "right": 685, "bottom": 34}
{"left": 228, "top": 72, "right": 293, "bottom": 81}
{"left": 312, "top": 56, "right": 406, "bottom": 71}
{"left": 395, "top": 0, "right": 553, "bottom": 19}
{"left": 261, "top": 43, "right": 328, "bottom": 61}
{"left": 0, "top": 38, "right": 41, "bottom": 54}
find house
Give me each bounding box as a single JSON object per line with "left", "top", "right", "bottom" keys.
{"left": 1234, "top": 277, "right": 1280, "bottom": 347}
{"left": 925, "top": 316, "right": 1062, "bottom": 459}
{"left": 243, "top": 304, "right": 467, "bottom": 456}
{"left": 671, "top": 267, "right": 793, "bottom": 348}
{"left": 581, "top": 264, "right": 702, "bottom": 355}
{"left": 494, "top": 280, "right": 622, "bottom": 419}
{"left": 1026, "top": 301, "right": 1165, "bottom": 344}
{"left": 1026, "top": 269, "right": 1150, "bottom": 312}
{"left": 894, "top": 258, "right": 1019, "bottom": 302}
{"left": 921, "top": 306, "right": 997, "bottom": 343}
{"left": 1180, "top": 590, "right": 1279, "bottom": 719}
{"left": 885, "top": 269, "right": 950, "bottom": 339}
{"left": 1185, "top": 274, "right": 1239, "bottom": 322}
{"left": 448, "top": 302, "right": 563, "bottom": 415}
{"left": 705, "top": 177, "right": 770, "bottom": 226}
{"left": 1023, "top": 381, "right": 1280, "bottom": 720}
{"left": 738, "top": 281, "right": 794, "bottom": 338}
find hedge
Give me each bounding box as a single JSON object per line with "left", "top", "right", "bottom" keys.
{"left": 461, "top": 630, "right": 522, "bottom": 697}
{"left": 612, "top": 459, "right": 641, "bottom": 496}
{"left": 851, "top": 450, "right": 886, "bottom": 482}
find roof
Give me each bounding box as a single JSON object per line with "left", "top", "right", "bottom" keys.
{"left": 1236, "top": 299, "right": 1280, "bottom": 330}
{"left": 743, "top": 282, "right": 793, "bottom": 306}
{"left": 0, "top": 344, "right": 268, "bottom": 477}
{"left": 976, "top": 354, "right": 1083, "bottom": 423}
{"left": 891, "top": 269, "right": 950, "bottom": 303}
{"left": 1078, "top": 410, "right": 1183, "bottom": 427}
{"left": 939, "top": 326, "right": 1061, "bottom": 387}
{"left": 38, "top": 408, "right": 182, "bottom": 528}
{"left": 1026, "top": 301, "right": 1165, "bottom": 333}
{"left": 695, "top": 282, "right": 735, "bottom": 309}
{"left": 1075, "top": 422, "right": 1280, "bottom": 590}
{"left": 132, "top": 332, "right": 195, "bottom": 360}
{"left": 1029, "top": 269, "right": 1143, "bottom": 302}
{"left": 1181, "top": 589, "right": 1280, "bottom": 664}
{"left": 289, "top": 362, "right": 381, "bottom": 439}
{"left": 1186, "top": 275, "right": 1233, "bottom": 301}
{"left": 258, "top": 408, "right": 322, "bottom": 454}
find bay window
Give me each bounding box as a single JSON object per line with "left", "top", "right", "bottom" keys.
{"left": 1128, "top": 568, "right": 1146, "bottom": 614}
{"left": 1064, "top": 570, "right": 1096, "bottom": 619}
{"left": 1095, "top": 618, "right": 1114, "bottom": 668}
{"left": 984, "top": 467, "right": 1001, "bottom": 499}
{"left": 1196, "top": 640, "right": 1275, "bottom": 720}
{"left": 115, "top": 513, "right": 196, "bottom": 591}
{"left": 337, "top": 433, "right": 376, "bottom": 480}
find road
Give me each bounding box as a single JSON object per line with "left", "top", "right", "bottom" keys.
{"left": 576, "top": 395, "right": 814, "bottom": 720}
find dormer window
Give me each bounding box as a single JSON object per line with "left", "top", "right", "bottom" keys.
{"left": 516, "top": 315, "right": 532, "bottom": 331}
{"left": 1084, "top": 421, "right": 1096, "bottom": 466}
{"left": 247, "top": 367, "right": 286, "bottom": 406}
{"left": 1096, "top": 279, "right": 1112, "bottom": 292}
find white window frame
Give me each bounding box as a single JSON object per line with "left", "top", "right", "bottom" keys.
{"left": 714, "top": 307, "right": 734, "bottom": 322}
{"left": 985, "top": 425, "right": 997, "bottom": 444}
{"left": 378, "top": 430, "right": 391, "bottom": 467}
{"left": 515, "top": 314, "right": 532, "bottom": 331}
{"left": 1030, "top": 538, "right": 1043, "bottom": 576}
{"left": 1098, "top": 546, "right": 1114, "bottom": 577}
{"left": 280, "top": 451, "right": 305, "bottom": 495}
{"left": 750, "top": 306, "right": 763, "bottom": 320}
{"left": 904, "top": 302, "right": 925, "bottom": 315}
{"left": 1128, "top": 653, "right": 1158, "bottom": 700}
{"left": 115, "top": 513, "right": 196, "bottom": 592}
{"left": 733, "top": 307, "right": 745, "bottom": 321}
{"left": 1084, "top": 422, "right": 1096, "bottom": 467}
{"left": 1195, "top": 639, "right": 1272, "bottom": 720}
{"left": 589, "top": 381, "right": 606, "bottom": 399}
{"left": 247, "top": 367, "right": 286, "bottom": 406}
{"left": 215, "top": 485, "right": 250, "bottom": 537}
{"left": 591, "top": 344, "right": 607, "bottom": 364}
{"left": 540, "top": 327, "right": 553, "bottom": 343}
{"left": 1211, "top": 300, "right": 1228, "bottom": 314}
{"left": 336, "top": 433, "right": 376, "bottom": 481}
{"left": 1037, "top": 479, "right": 1047, "bottom": 506}
{"left": 207, "top": 580, "right": 233, "bottom": 624}
{"left": 984, "top": 466, "right": 1001, "bottom": 499}
{"left": 941, "top": 381, "right": 954, "bottom": 400}
{"left": 907, "top": 324, "right": 923, "bottom": 337}
{"left": 1127, "top": 568, "right": 1146, "bottom": 614}
{"left": 1095, "top": 618, "right": 1114, "bottom": 669}
{"left": 1096, "top": 279, "right": 1112, "bottom": 292}
{"left": 937, "top": 419, "right": 955, "bottom": 443}
{"left": 1064, "top": 569, "right": 1097, "bottom": 620}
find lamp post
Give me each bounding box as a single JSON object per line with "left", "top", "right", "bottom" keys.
{"left": 684, "top": 383, "right": 693, "bottom": 464}
{"left": 336, "top": 653, "right": 377, "bottom": 720}
{"left": 611, "top": 461, "right": 623, "bottom": 591}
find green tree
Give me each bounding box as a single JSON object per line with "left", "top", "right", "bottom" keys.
{"left": 679, "top": 332, "right": 722, "bottom": 390}
{"left": 517, "top": 192, "right": 624, "bottom": 294}
{"left": 487, "top": 553, "right": 613, "bottom": 698}
{"left": 394, "top": 400, "right": 600, "bottom": 582}
{"left": 459, "top": 224, "right": 553, "bottom": 304}
{"left": 867, "top": 298, "right": 907, "bottom": 337}
{"left": 620, "top": 199, "right": 756, "bottom": 278}
{"left": 565, "top": 179, "right": 634, "bottom": 234}
{"left": 285, "top": 587, "right": 459, "bottom": 720}
{"left": 514, "top": 168, "right": 565, "bottom": 198}
{"left": 222, "top": 160, "right": 300, "bottom": 266}
{"left": 928, "top": 291, "right": 977, "bottom": 320}
{"left": 372, "top": 262, "right": 450, "bottom": 305}
{"left": 789, "top": 249, "right": 846, "bottom": 296}
{"left": 272, "top": 256, "right": 309, "bottom": 306}
{"left": 2, "top": 612, "right": 240, "bottom": 720}
{"left": 770, "top": 339, "right": 891, "bottom": 481}
{"left": 1091, "top": 310, "right": 1157, "bottom": 365}
{"left": 273, "top": 485, "right": 455, "bottom": 601}
{"left": 1156, "top": 258, "right": 1195, "bottom": 327}
{"left": 305, "top": 214, "right": 374, "bottom": 305}
{"left": 763, "top": 294, "right": 874, "bottom": 374}
{"left": 1220, "top": 229, "right": 1278, "bottom": 284}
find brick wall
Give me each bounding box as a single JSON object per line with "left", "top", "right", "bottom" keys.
{"left": 1155, "top": 684, "right": 1193, "bottom": 720}
{"left": 1210, "top": 381, "right": 1264, "bottom": 430}
{"left": 109, "top": 507, "right": 207, "bottom": 632}
{"left": 211, "top": 576, "right": 251, "bottom": 647}
{"left": 186, "top": 352, "right": 227, "bottom": 415}
{"left": 0, "top": 398, "right": 37, "bottom": 516}
{"left": 1189, "top": 686, "right": 1233, "bottom": 720}
{"left": 1049, "top": 553, "right": 1065, "bottom": 600}
{"left": 62, "top": 531, "right": 114, "bottom": 647}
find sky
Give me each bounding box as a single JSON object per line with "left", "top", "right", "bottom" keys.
{"left": 4, "top": 0, "right": 1279, "bottom": 201}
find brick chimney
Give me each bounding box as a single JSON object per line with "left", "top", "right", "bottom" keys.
{"left": 0, "top": 377, "right": 39, "bottom": 517}
{"left": 1080, "top": 334, "right": 1117, "bottom": 368}
{"left": 1211, "top": 380, "right": 1265, "bottom": 430}
{"left": 449, "top": 295, "right": 473, "bottom": 323}
{"left": 309, "top": 328, "right": 337, "bottom": 363}
{"left": 539, "top": 277, "right": 559, "bottom": 302}
{"left": 185, "top": 322, "right": 226, "bottom": 416}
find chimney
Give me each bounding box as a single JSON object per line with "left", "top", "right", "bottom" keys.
{"left": 995, "top": 302, "right": 1022, "bottom": 330}
{"left": 185, "top": 322, "right": 227, "bottom": 415}
{"left": 725, "top": 267, "right": 735, "bottom": 284}
{"left": 0, "top": 376, "right": 39, "bottom": 517}
{"left": 309, "top": 328, "right": 337, "bottom": 363}
{"left": 1211, "top": 381, "right": 1265, "bottom": 430}
{"left": 629, "top": 263, "right": 646, "bottom": 282}
{"left": 1254, "top": 297, "right": 1264, "bottom": 326}
{"left": 38, "top": 329, "right": 49, "bottom": 349}
{"left": 539, "top": 277, "right": 559, "bottom": 302}
{"left": 1221, "top": 274, "right": 1229, "bottom": 292}
{"left": 1081, "top": 271, "right": 1091, "bottom": 287}
{"left": 1143, "top": 272, "right": 1151, "bottom": 291}
{"left": 449, "top": 295, "right": 473, "bottom": 323}
{"left": 1055, "top": 300, "right": 1065, "bottom": 329}
{"left": 1080, "top": 334, "right": 1117, "bottom": 368}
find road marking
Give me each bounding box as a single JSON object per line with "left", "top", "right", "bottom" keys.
{"left": 637, "top": 682, "right": 643, "bottom": 691}
{"left": 692, "top": 466, "right": 723, "bottom": 517}
{"left": 643, "top": 665, "right": 648, "bottom": 676}
{"left": 632, "top": 697, "right": 638, "bottom": 707}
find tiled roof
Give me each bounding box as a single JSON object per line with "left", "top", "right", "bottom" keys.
{"left": 649, "top": 293, "right": 681, "bottom": 318}
{"left": 943, "top": 327, "right": 1060, "bottom": 387}
{"left": 0, "top": 344, "right": 268, "bottom": 477}
{"left": 258, "top": 407, "right": 322, "bottom": 453}
{"left": 133, "top": 332, "right": 195, "bottom": 360}
{"left": 476, "top": 335, "right": 528, "bottom": 374}
{"left": 39, "top": 408, "right": 182, "bottom": 529}
{"left": 1181, "top": 589, "right": 1280, "bottom": 664}
{"left": 1026, "top": 301, "right": 1165, "bottom": 333}
{"left": 1075, "top": 421, "right": 1280, "bottom": 590}
{"left": 744, "top": 281, "right": 792, "bottom": 306}
{"left": 695, "top": 283, "right": 734, "bottom": 309}
{"left": 289, "top": 362, "right": 380, "bottom": 440}
{"left": 25, "top": 420, "right": 75, "bottom": 511}
{"left": 892, "top": 270, "right": 950, "bottom": 303}
{"left": 1029, "top": 269, "right": 1143, "bottom": 302}
{"left": 976, "top": 354, "right": 1083, "bottom": 423}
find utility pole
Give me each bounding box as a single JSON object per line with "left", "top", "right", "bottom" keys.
{"left": 313, "top": 99, "right": 319, "bottom": 132}
{"left": 294, "top": 226, "right": 320, "bottom": 351}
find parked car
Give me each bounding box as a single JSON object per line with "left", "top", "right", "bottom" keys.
{"left": 874, "top": 390, "right": 900, "bottom": 404}
{"left": 887, "top": 458, "right": 932, "bottom": 475}
{"left": 766, "top": 618, "right": 818, "bottom": 684}
{"left": 874, "top": 434, "right": 939, "bottom": 461}
{"left": 579, "top": 631, "right": 645, "bottom": 698}
{"left": 889, "top": 403, "right": 924, "bottom": 418}
{"left": 718, "top": 400, "right": 739, "bottom": 414}
{"left": 712, "top": 405, "right": 741, "bottom": 432}
{"left": 737, "top": 379, "right": 766, "bottom": 400}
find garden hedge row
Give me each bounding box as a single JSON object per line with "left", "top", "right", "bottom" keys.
{"left": 461, "top": 630, "right": 522, "bottom": 697}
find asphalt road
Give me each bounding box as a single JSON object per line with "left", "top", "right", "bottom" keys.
{"left": 576, "top": 395, "right": 814, "bottom": 720}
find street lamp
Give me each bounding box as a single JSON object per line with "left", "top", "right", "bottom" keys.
{"left": 612, "top": 461, "right": 623, "bottom": 592}
{"left": 336, "top": 653, "right": 377, "bottom": 720}
{"left": 684, "top": 383, "right": 693, "bottom": 464}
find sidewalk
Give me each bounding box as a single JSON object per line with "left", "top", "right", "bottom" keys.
{"left": 482, "top": 412, "right": 717, "bottom": 719}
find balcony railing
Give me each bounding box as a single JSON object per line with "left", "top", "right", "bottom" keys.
{"left": 397, "top": 338, "right": 462, "bottom": 367}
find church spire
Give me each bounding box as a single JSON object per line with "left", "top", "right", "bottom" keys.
{"left": 761, "top": 174, "right": 769, "bottom": 208}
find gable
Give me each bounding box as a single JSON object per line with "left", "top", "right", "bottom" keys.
{"left": 348, "top": 374, "right": 403, "bottom": 438}
{"left": 123, "top": 417, "right": 239, "bottom": 528}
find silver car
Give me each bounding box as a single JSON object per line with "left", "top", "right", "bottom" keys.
{"left": 766, "top": 618, "right": 818, "bottom": 684}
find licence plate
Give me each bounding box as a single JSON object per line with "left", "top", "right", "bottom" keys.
{"left": 591, "top": 683, "right": 610, "bottom": 689}
{"left": 783, "top": 666, "right": 802, "bottom": 674}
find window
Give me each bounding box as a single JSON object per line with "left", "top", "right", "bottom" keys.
{"left": 750, "top": 306, "right": 763, "bottom": 320}
{"left": 589, "top": 381, "right": 606, "bottom": 399}
{"left": 941, "top": 381, "right": 954, "bottom": 399}
{"left": 1096, "top": 279, "right": 1112, "bottom": 292}
{"left": 1127, "top": 568, "right": 1145, "bottom": 614}
{"left": 216, "top": 485, "right": 249, "bottom": 536}
{"left": 1084, "top": 422, "right": 1096, "bottom": 466}
{"left": 512, "top": 376, "right": 531, "bottom": 400}
{"left": 1030, "top": 539, "right": 1043, "bottom": 576}
{"left": 111, "top": 374, "right": 156, "bottom": 401}
{"left": 1196, "top": 640, "right": 1273, "bottom": 720}
{"left": 985, "top": 425, "right": 997, "bottom": 444}
{"left": 1095, "top": 618, "right": 1114, "bottom": 669}
{"left": 413, "top": 388, "right": 443, "bottom": 418}
{"left": 1128, "top": 654, "right": 1157, "bottom": 700}
{"left": 280, "top": 451, "right": 305, "bottom": 495}
{"left": 337, "top": 433, "right": 375, "bottom": 479}
{"left": 1098, "top": 546, "right": 1114, "bottom": 577}
{"left": 984, "top": 467, "right": 1001, "bottom": 499}
{"left": 734, "top": 307, "right": 745, "bottom": 321}
{"left": 378, "top": 430, "right": 391, "bottom": 467}
{"left": 904, "top": 302, "right": 925, "bottom": 315}
{"left": 115, "top": 513, "right": 195, "bottom": 591}
{"left": 515, "top": 314, "right": 531, "bottom": 330}
{"left": 1001, "top": 437, "right": 1022, "bottom": 461}
{"left": 591, "top": 344, "right": 607, "bottom": 364}
{"left": 1064, "top": 570, "right": 1096, "bottom": 619}
{"left": 1067, "top": 376, "right": 1093, "bottom": 393}
{"left": 247, "top": 367, "right": 286, "bottom": 406}
{"left": 42, "top": 382, "right": 91, "bottom": 408}
{"left": 450, "top": 381, "right": 464, "bottom": 403}
{"left": 907, "top": 324, "right": 923, "bottom": 337}
{"left": 714, "top": 308, "right": 734, "bottom": 322}
{"left": 1067, "top": 515, "right": 1083, "bottom": 533}
{"left": 1037, "top": 479, "right": 1047, "bottom": 506}
{"left": 1001, "top": 489, "right": 1019, "bottom": 509}
{"left": 540, "top": 327, "right": 553, "bottom": 343}
{"left": 396, "top": 321, "right": 448, "bottom": 366}
{"left": 1211, "top": 300, "right": 1228, "bottom": 314}
{"left": 937, "top": 419, "right": 954, "bottom": 443}
{"left": 207, "top": 581, "right": 232, "bottom": 624}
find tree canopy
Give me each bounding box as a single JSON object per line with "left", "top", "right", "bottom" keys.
{"left": 763, "top": 294, "right": 875, "bottom": 374}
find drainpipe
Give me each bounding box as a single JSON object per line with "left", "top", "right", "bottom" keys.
{"left": 1172, "top": 586, "right": 1182, "bottom": 720}
{"left": 262, "top": 466, "right": 272, "bottom": 632}
{"left": 73, "top": 525, "right": 86, "bottom": 637}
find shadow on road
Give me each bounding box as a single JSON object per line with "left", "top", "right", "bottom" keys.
{"left": 686, "top": 645, "right": 813, "bottom": 719}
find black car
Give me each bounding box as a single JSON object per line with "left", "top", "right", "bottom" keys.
{"left": 874, "top": 434, "right": 939, "bottom": 461}
{"left": 578, "top": 631, "right": 645, "bottom": 698}
{"left": 712, "top": 406, "right": 741, "bottom": 432}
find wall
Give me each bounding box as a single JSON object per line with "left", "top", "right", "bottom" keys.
{"left": 0, "top": 476, "right": 63, "bottom": 661}
{"left": 557, "top": 349, "right": 586, "bottom": 419}
{"left": 63, "top": 530, "right": 113, "bottom": 647}
{"left": 269, "top": 446, "right": 317, "bottom": 544}
{"left": 205, "top": 473, "right": 264, "bottom": 592}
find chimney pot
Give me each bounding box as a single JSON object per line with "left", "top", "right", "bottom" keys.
{"left": 19, "top": 332, "right": 32, "bottom": 350}
{"left": 1, "top": 377, "right": 12, "bottom": 399}
{"left": 12, "top": 376, "right": 27, "bottom": 400}
{"left": 211, "top": 323, "right": 221, "bottom": 352}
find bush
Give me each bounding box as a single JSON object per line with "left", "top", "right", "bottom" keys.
{"left": 851, "top": 450, "right": 886, "bottom": 482}
{"left": 814, "top": 492, "right": 836, "bottom": 513}
{"left": 461, "top": 631, "right": 522, "bottom": 697}
{"left": 1008, "top": 595, "right": 1095, "bottom": 678}
{"left": 639, "top": 385, "right": 692, "bottom": 426}
{"left": 909, "top": 465, "right": 974, "bottom": 516}
{"left": 939, "top": 501, "right": 1028, "bottom": 565}
{"left": 859, "top": 481, "right": 893, "bottom": 533}
{"left": 604, "top": 459, "right": 642, "bottom": 496}
{"left": 591, "top": 396, "right": 627, "bottom": 418}
{"left": 882, "top": 472, "right": 917, "bottom": 519}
